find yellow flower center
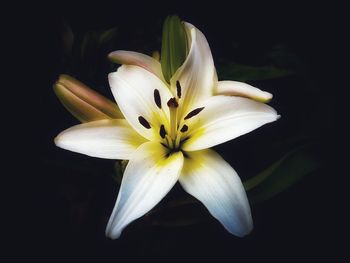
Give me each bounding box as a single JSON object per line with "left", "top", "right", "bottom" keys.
{"left": 138, "top": 81, "right": 204, "bottom": 153}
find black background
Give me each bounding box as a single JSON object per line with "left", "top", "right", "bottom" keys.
{"left": 9, "top": 1, "right": 345, "bottom": 262}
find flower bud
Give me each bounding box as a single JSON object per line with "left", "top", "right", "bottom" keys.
{"left": 54, "top": 74, "right": 123, "bottom": 122}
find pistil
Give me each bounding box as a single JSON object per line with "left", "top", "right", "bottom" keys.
{"left": 167, "top": 97, "right": 179, "bottom": 144}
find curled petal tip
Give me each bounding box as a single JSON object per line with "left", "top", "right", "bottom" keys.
{"left": 53, "top": 129, "right": 68, "bottom": 150}
{"left": 258, "top": 91, "right": 273, "bottom": 103}
{"left": 107, "top": 51, "right": 120, "bottom": 62}
{"left": 231, "top": 219, "right": 254, "bottom": 238}
{"left": 53, "top": 135, "right": 60, "bottom": 147}
{"left": 108, "top": 50, "right": 165, "bottom": 81}
{"left": 105, "top": 227, "right": 122, "bottom": 239}
{"left": 216, "top": 81, "right": 273, "bottom": 103}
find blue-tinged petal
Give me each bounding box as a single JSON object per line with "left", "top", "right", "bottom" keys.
{"left": 179, "top": 149, "right": 253, "bottom": 237}
{"left": 106, "top": 142, "right": 184, "bottom": 239}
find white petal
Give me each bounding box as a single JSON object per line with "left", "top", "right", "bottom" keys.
{"left": 108, "top": 50, "right": 165, "bottom": 82}
{"left": 54, "top": 119, "right": 145, "bottom": 160}
{"left": 179, "top": 149, "right": 253, "bottom": 237}
{"left": 109, "top": 65, "right": 174, "bottom": 141}
{"left": 215, "top": 81, "right": 273, "bottom": 102}
{"left": 106, "top": 142, "right": 184, "bottom": 239}
{"left": 170, "top": 23, "right": 217, "bottom": 118}
{"left": 182, "top": 95, "right": 279, "bottom": 151}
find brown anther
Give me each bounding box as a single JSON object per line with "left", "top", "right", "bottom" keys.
{"left": 176, "top": 81, "right": 182, "bottom": 98}
{"left": 138, "top": 116, "right": 151, "bottom": 129}
{"left": 180, "top": 124, "right": 188, "bottom": 132}
{"left": 184, "top": 107, "right": 205, "bottom": 120}
{"left": 159, "top": 124, "right": 166, "bottom": 138}
{"left": 153, "top": 89, "right": 162, "bottom": 109}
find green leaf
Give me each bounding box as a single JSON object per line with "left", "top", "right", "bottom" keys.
{"left": 98, "top": 27, "right": 118, "bottom": 46}
{"left": 113, "top": 161, "right": 124, "bottom": 185}
{"left": 161, "top": 15, "right": 188, "bottom": 83}
{"left": 60, "top": 20, "right": 74, "bottom": 55}
{"left": 146, "top": 196, "right": 208, "bottom": 227}
{"left": 244, "top": 144, "right": 320, "bottom": 204}
{"left": 217, "top": 61, "right": 293, "bottom": 82}
{"left": 80, "top": 31, "right": 98, "bottom": 60}
{"left": 113, "top": 160, "right": 129, "bottom": 185}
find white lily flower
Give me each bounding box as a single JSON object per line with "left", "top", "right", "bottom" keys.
{"left": 55, "top": 22, "right": 279, "bottom": 239}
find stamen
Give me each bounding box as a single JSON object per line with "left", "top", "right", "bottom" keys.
{"left": 159, "top": 124, "right": 166, "bottom": 138}
{"left": 165, "top": 134, "right": 174, "bottom": 149}
{"left": 184, "top": 107, "right": 205, "bottom": 120}
{"left": 180, "top": 136, "right": 190, "bottom": 144}
{"left": 138, "top": 116, "right": 151, "bottom": 129}
{"left": 153, "top": 89, "right": 162, "bottom": 109}
{"left": 176, "top": 80, "right": 182, "bottom": 98}
{"left": 175, "top": 133, "right": 182, "bottom": 149}
{"left": 180, "top": 124, "right": 188, "bottom": 132}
